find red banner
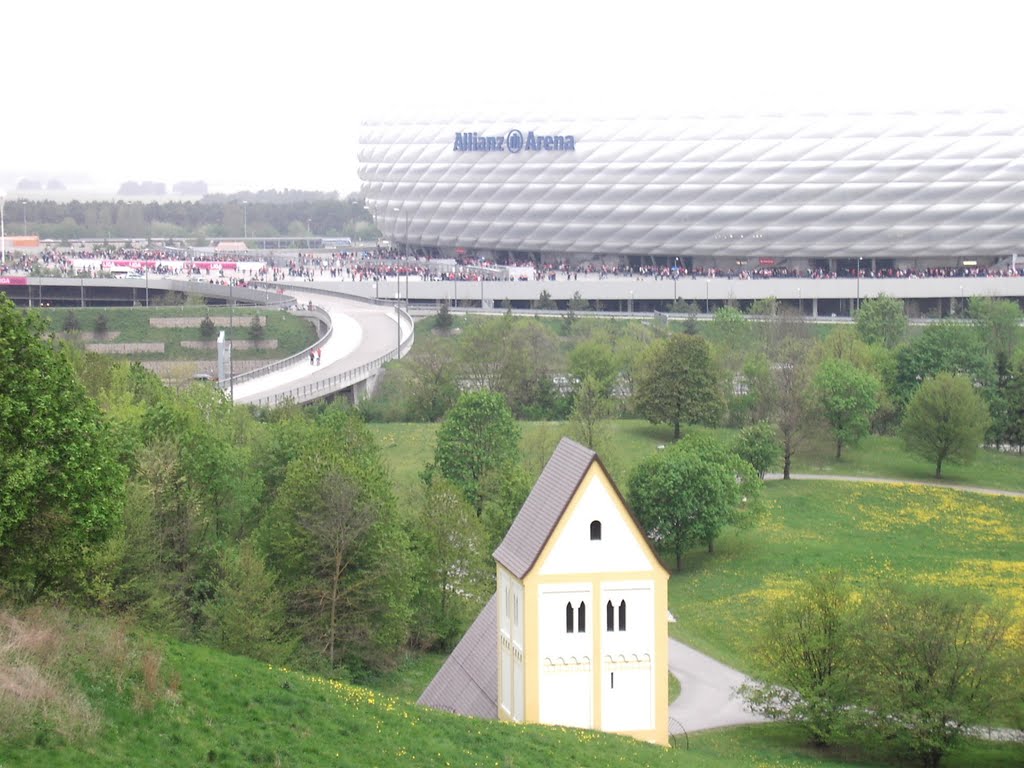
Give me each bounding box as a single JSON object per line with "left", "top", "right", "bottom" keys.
{"left": 0, "top": 276, "right": 28, "bottom": 285}
{"left": 758, "top": 258, "right": 776, "bottom": 266}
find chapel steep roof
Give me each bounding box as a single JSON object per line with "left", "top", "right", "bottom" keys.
{"left": 416, "top": 593, "right": 497, "bottom": 719}
{"left": 492, "top": 437, "right": 597, "bottom": 580}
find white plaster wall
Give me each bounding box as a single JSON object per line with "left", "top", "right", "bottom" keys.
{"left": 538, "top": 476, "right": 652, "bottom": 577}
{"left": 538, "top": 584, "right": 593, "bottom": 660}
{"left": 498, "top": 567, "right": 526, "bottom": 720}
{"left": 600, "top": 582, "right": 654, "bottom": 658}
{"left": 601, "top": 660, "right": 652, "bottom": 732}
{"left": 537, "top": 583, "right": 593, "bottom": 728}
{"left": 540, "top": 663, "right": 593, "bottom": 729}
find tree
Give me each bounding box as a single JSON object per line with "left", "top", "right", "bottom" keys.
{"left": 744, "top": 576, "right": 1017, "bottom": 768}
{"left": 968, "top": 296, "right": 1021, "bottom": 381}
{"left": 814, "top": 358, "right": 880, "bottom": 459}
{"left": 569, "top": 374, "right": 613, "bottom": 450}
{"left": 1000, "top": 357, "right": 1024, "bottom": 453}
{"left": 401, "top": 334, "right": 460, "bottom": 422}
{"left": 851, "top": 584, "right": 1016, "bottom": 768}
{"left": 433, "top": 390, "right": 522, "bottom": 512}
{"left": 534, "top": 289, "right": 556, "bottom": 309}
{"left": 0, "top": 297, "right": 126, "bottom": 599}
{"left": 202, "top": 540, "right": 291, "bottom": 663}
{"left": 247, "top": 315, "right": 264, "bottom": 341}
{"left": 742, "top": 571, "right": 857, "bottom": 746}
{"left": 855, "top": 294, "right": 908, "bottom": 347}
{"left": 435, "top": 299, "right": 453, "bottom": 331}
{"left": 62, "top": 310, "right": 80, "bottom": 332}
{"left": 628, "top": 434, "right": 762, "bottom": 569}
{"left": 755, "top": 337, "right": 819, "bottom": 479}
{"left": 568, "top": 340, "right": 618, "bottom": 399}
{"left": 901, "top": 373, "right": 991, "bottom": 478}
{"left": 410, "top": 476, "right": 491, "bottom": 650}
{"left": 733, "top": 421, "right": 781, "bottom": 479}
{"left": 633, "top": 333, "right": 724, "bottom": 440}
{"left": 199, "top": 314, "right": 216, "bottom": 339}
{"left": 893, "top": 322, "right": 994, "bottom": 408}
{"left": 458, "top": 316, "right": 564, "bottom": 419}
{"left": 260, "top": 409, "right": 412, "bottom": 670}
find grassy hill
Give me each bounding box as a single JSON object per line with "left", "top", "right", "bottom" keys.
{"left": 2, "top": 608, "right": 1020, "bottom": 768}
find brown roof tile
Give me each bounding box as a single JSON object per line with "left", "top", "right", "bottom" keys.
{"left": 417, "top": 593, "right": 498, "bottom": 719}
{"left": 493, "top": 437, "right": 597, "bottom": 579}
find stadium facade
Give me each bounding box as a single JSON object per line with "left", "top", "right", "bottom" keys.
{"left": 358, "top": 112, "right": 1024, "bottom": 273}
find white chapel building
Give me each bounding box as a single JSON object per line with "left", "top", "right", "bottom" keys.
{"left": 419, "top": 437, "right": 670, "bottom": 745}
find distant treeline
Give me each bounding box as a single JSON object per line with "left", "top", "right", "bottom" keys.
{"left": 10, "top": 191, "right": 376, "bottom": 242}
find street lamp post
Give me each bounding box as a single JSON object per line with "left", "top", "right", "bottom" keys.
{"left": 797, "top": 286, "right": 802, "bottom": 316}
{"left": 229, "top": 279, "right": 234, "bottom": 402}
{"left": 705, "top": 279, "right": 710, "bottom": 314}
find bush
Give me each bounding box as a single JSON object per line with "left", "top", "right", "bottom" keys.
{"left": 247, "top": 315, "right": 264, "bottom": 341}
{"left": 93, "top": 313, "right": 109, "bottom": 336}
{"left": 435, "top": 300, "right": 453, "bottom": 331}
{"left": 199, "top": 315, "right": 216, "bottom": 339}
{"left": 62, "top": 311, "right": 80, "bottom": 332}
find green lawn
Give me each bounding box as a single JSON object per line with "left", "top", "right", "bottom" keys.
{"left": 5, "top": 625, "right": 1019, "bottom": 768}
{"left": 368, "top": 420, "right": 1024, "bottom": 495}
{"left": 36, "top": 306, "right": 318, "bottom": 361}
{"left": 667, "top": 480, "right": 1024, "bottom": 673}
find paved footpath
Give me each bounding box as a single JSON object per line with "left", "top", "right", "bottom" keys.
{"left": 231, "top": 290, "right": 410, "bottom": 405}
{"left": 668, "top": 638, "right": 765, "bottom": 734}
{"left": 764, "top": 473, "right": 1024, "bottom": 498}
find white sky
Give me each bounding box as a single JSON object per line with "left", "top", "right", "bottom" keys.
{"left": 4, "top": 0, "right": 1024, "bottom": 196}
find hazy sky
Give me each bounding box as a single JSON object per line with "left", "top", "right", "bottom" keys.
{"left": 4, "top": 0, "right": 1024, "bottom": 196}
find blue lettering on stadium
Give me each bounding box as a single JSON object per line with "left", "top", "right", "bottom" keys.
{"left": 453, "top": 130, "right": 575, "bottom": 152}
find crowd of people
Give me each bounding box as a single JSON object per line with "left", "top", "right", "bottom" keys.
{"left": 2, "top": 244, "right": 1022, "bottom": 284}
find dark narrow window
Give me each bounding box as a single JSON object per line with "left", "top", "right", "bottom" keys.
{"left": 618, "top": 600, "right": 627, "bottom": 631}
{"left": 590, "top": 520, "right": 602, "bottom": 540}
{"left": 566, "top": 602, "right": 574, "bottom": 633}
{"left": 577, "top": 602, "right": 586, "bottom": 633}
{"left": 606, "top": 600, "right": 614, "bottom": 632}
{"left": 610, "top": 672, "right": 615, "bottom": 689}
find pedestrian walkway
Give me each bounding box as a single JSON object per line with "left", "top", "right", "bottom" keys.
{"left": 667, "top": 638, "right": 765, "bottom": 734}
{"left": 764, "top": 473, "right": 1024, "bottom": 498}
{"left": 230, "top": 290, "right": 411, "bottom": 406}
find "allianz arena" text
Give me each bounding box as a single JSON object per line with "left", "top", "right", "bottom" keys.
{"left": 452, "top": 130, "right": 577, "bottom": 153}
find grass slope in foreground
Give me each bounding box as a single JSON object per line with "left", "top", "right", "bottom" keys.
{"left": 4, "top": 624, "right": 1021, "bottom": 768}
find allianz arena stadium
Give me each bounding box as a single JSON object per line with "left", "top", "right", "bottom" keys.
{"left": 358, "top": 111, "right": 1024, "bottom": 273}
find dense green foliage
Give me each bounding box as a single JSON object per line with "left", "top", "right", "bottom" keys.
{"left": 0, "top": 297, "right": 126, "bottom": 600}
{"left": 744, "top": 575, "right": 1018, "bottom": 768}
{"left": 628, "top": 433, "right": 763, "bottom": 568}
{"left": 814, "top": 358, "right": 880, "bottom": 459}
{"left": 855, "top": 294, "right": 908, "bottom": 348}
{"left": 901, "top": 373, "right": 992, "bottom": 478}
{"left": 633, "top": 333, "right": 724, "bottom": 438}
{"left": 4, "top": 297, "right": 1024, "bottom": 767}
{"left": 432, "top": 390, "right": 522, "bottom": 512}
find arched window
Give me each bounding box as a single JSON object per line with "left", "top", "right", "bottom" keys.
{"left": 590, "top": 520, "right": 602, "bottom": 540}
{"left": 566, "top": 602, "right": 574, "bottom": 633}
{"left": 577, "top": 602, "right": 586, "bottom": 633}
{"left": 606, "top": 600, "right": 615, "bottom": 632}
{"left": 618, "top": 600, "right": 627, "bottom": 631}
